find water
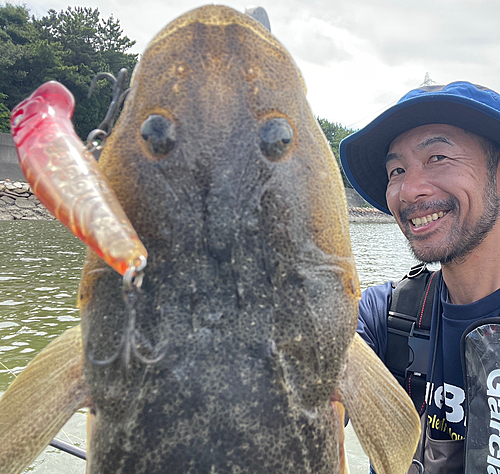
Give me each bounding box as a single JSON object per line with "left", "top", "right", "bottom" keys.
{"left": 0, "top": 220, "right": 424, "bottom": 473}
{"left": 0, "top": 221, "right": 87, "bottom": 473}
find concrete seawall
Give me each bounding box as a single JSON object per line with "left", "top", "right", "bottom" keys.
{"left": 0, "top": 133, "right": 24, "bottom": 182}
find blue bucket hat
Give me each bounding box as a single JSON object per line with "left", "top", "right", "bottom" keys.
{"left": 339, "top": 81, "right": 500, "bottom": 214}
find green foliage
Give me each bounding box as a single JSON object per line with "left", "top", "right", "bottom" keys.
{"left": 0, "top": 3, "right": 138, "bottom": 139}
{"left": 0, "top": 93, "right": 10, "bottom": 132}
{"left": 317, "top": 118, "right": 356, "bottom": 188}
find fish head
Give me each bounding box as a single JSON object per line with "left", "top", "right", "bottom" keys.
{"left": 100, "top": 6, "right": 354, "bottom": 256}
{"left": 80, "top": 5, "right": 361, "bottom": 472}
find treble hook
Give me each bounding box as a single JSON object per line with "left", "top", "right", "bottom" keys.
{"left": 86, "top": 257, "right": 168, "bottom": 367}
{"left": 86, "top": 68, "right": 130, "bottom": 160}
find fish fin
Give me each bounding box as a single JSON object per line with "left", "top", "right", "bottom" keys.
{"left": 338, "top": 333, "right": 420, "bottom": 474}
{"left": 331, "top": 400, "right": 350, "bottom": 474}
{"left": 86, "top": 406, "right": 97, "bottom": 466}
{"left": 0, "top": 325, "right": 92, "bottom": 474}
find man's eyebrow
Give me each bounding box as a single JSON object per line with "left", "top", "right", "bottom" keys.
{"left": 384, "top": 136, "right": 455, "bottom": 166}
{"left": 415, "top": 136, "right": 454, "bottom": 150}
{"left": 384, "top": 152, "right": 400, "bottom": 166}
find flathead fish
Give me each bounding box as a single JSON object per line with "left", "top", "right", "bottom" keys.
{"left": 0, "top": 5, "right": 420, "bottom": 473}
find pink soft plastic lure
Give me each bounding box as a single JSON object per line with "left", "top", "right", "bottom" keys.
{"left": 10, "top": 81, "right": 147, "bottom": 277}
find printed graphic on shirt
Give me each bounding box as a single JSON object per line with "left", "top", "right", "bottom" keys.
{"left": 426, "top": 382, "right": 465, "bottom": 440}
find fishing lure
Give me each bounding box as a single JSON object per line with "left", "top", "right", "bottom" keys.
{"left": 10, "top": 81, "right": 147, "bottom": 278}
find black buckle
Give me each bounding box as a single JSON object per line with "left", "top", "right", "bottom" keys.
{"left": 406, "top": 322, "right": 430, "bottom": 378}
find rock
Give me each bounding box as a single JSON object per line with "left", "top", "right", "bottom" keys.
{"left": 8, "top": 208, "right": 28, "bottom": 219}
{"left": 33, "top": 207, "right": 55, "bottom": 220}
{"left": 2, "top": 190, "right": 24, "bottom": 199}
{"left": 19, "top": 210, "right": 40, "bottom": 220}
{"left": 16, "top": 199, "right": 36, "bottom": 209}
{"left": 0, "top": 178, "right": 56, "bottom": 219}
{"left": 1, "top": 195, "right": 15, "bottom": 205}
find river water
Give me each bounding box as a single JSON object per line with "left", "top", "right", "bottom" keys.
{"left": 0, "top": 220, "right": 424, "bottom": 473}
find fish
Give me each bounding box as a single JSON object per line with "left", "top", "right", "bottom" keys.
{"left": 0, "top": 5, "right": 420, "bottom": 474}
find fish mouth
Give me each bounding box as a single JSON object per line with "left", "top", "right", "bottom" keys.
{"left": 410, "top": 210, "right": 448, "bottom": 228}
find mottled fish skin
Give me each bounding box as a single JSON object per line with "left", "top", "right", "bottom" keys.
{"left": 79, "top": 5, "right": 360, "bottom": 473}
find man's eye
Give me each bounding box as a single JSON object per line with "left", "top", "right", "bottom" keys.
{"left": 389, "top": 167, "right": 405, "bottom": 178}
{"left": 429, "top": 154, "right": 446, "bottom": 163}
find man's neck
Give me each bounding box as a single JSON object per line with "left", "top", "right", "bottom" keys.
{"left": 442, "top": 227, "right": 500, "bottom": 305}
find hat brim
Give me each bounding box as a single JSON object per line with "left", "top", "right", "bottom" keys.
{"left": 340, "top": 94, "right": 500, "bottom": 214}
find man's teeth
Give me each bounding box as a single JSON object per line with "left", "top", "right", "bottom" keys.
{"left": 411, "top": 211, "right": 445, "bottom": 228}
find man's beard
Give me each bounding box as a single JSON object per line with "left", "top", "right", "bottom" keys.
{"left": 400, "top": 181, "right": 500, "bottom": 264}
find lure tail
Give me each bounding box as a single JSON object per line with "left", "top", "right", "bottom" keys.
{"left": 10, "top": 81, "right": 147, "bottom": 276}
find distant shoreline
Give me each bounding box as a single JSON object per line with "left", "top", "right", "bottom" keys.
{"left": 0, "top": 180, "right": 395, "bottom": 224}
{"left": 348, "top": 207, "right": 395, "bottom": 224}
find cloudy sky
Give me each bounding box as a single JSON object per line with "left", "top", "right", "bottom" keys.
{"left": 24, "top": 0, "right": 500, "bottom": 129}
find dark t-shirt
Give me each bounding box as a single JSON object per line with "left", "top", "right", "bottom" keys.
{"left": 358, "top": 272, "right": 500, "bottom": 441}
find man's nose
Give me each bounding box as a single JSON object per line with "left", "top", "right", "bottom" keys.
{"left": 399, "top": 167, "right": 434, "bottom": 204}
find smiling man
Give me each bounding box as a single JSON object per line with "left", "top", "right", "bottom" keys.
{"left": 340, "top": 82, "right": 500, "bottom": 474}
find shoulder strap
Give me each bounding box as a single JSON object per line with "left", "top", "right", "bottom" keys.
{"left": 386, "top": 263, "right": 438, "bottom": 413}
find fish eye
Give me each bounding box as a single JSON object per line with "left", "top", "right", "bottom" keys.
{"left": 259, "top": 118, "right": 294, "bottom": 161}
{"left": 140, "top": 115, "right": 176, "bottom": 158}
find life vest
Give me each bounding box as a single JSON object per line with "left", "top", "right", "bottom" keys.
{"left": 385, "top": 264, "right": 466, "bottom": 474}
{"left": 386, "top": 266, "right": 500, "bottom": 474}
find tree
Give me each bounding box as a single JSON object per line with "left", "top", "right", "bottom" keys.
{"left": 36, "top": 7, "right": 138, "bottom": 139}
{"left": 317, "top": 118, "right": 356, "bottom": 188}
{"left": 0, "top": 4, "right": 138, "bottom": 139}
{"left": 0, "top": 4, "right": 55, "bottom": 113}
{"left": 0, "top": 93, "right": 9, "bottom": 132}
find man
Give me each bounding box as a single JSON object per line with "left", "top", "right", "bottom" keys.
{"left": 340, "top": 82, "right": 500, "bottom": 474}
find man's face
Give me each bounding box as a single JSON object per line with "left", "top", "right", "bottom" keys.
{"left": 385, "top": 124, "right": 499, "bottom": 264}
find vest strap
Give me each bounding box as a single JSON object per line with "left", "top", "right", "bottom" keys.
{"left": 386, "top": 264, "right": 438, "bottom": 413}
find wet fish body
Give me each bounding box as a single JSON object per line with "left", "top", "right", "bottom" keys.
{"left": 0, "top": 5, "right": 420, "bottom": 474}
{"left": 84, "top": 8, "right": 357, "bottom": 471}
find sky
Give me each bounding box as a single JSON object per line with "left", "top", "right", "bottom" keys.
{"left": 22, "top": 0, "right": 500, "bottom": 130}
